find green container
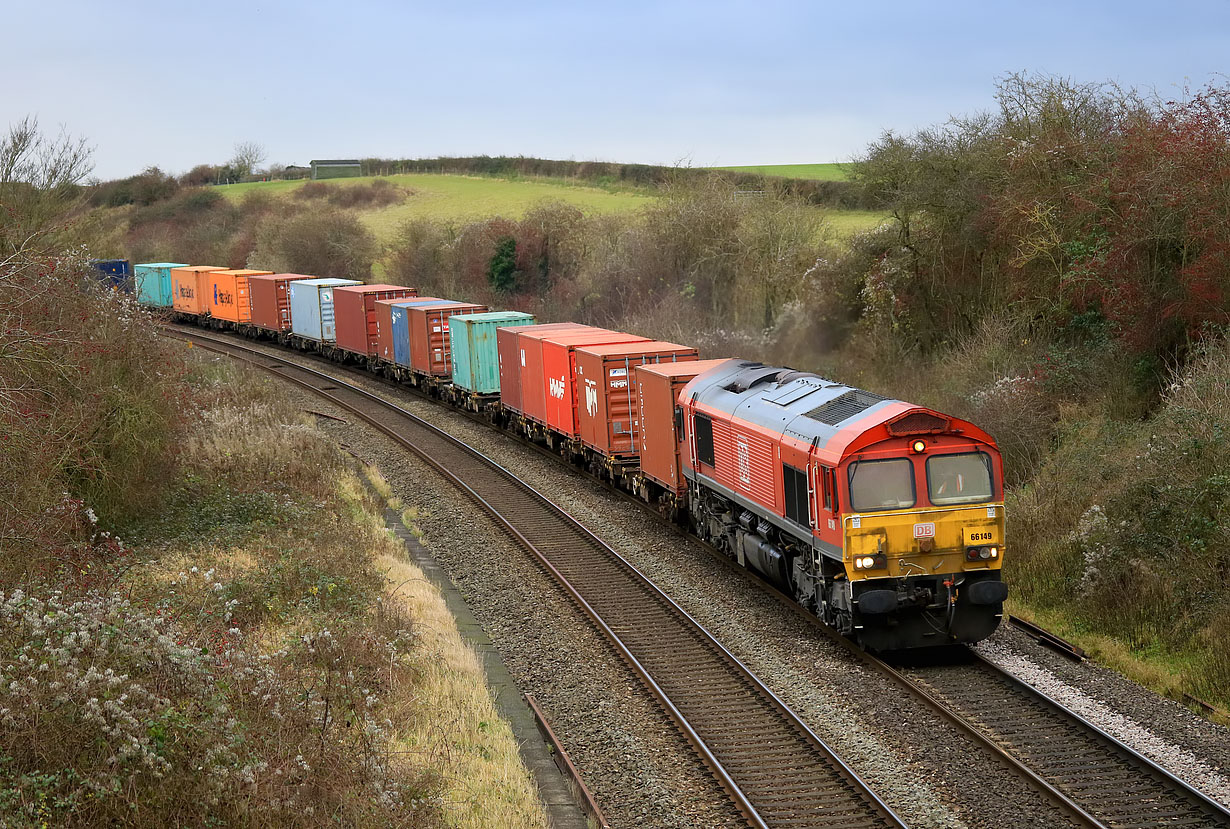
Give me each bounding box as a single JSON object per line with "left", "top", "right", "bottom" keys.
{"left": 449, "top": 311, "right": 536, "bottom": 394}
{"left": 134, "top": 262, "right": 189, "bottom": 307}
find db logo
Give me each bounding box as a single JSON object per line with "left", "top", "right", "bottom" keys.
{"left": 913, "top": 522, "right": 936, "bottom": 539}
{"left": 584, "top": 379, "right": 598, "bottom": 416}
{"left": 548, "top": 377, "right": 566, "bottom": 399}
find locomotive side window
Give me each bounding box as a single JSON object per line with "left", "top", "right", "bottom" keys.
{"left": 822, "top": 467, "right": 834, "bottom": 511}
{"left": 782, "top": 464, "right": 809, "bottom": 526}
{"left": 848, "top": 458, "right": 916, "bottom": 512}
{"left": 694, "top": 414, "right": 715, "bottom": 466}
{"left": 926, "top": 452, "right": 994, "bottom": 505}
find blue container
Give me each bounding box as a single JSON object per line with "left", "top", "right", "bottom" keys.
{"left": 390, "top": 299, "right": 452, "bottom": 368}
{"left": 90, "top": 259, "right": 133, "bottom": 293}
{"left": 449, "top": 311, "right": 537, "bottom": 393}
{"left": 135, "top": 262, "right": 188, "bottom": 307}
{"left": 288, "top": 278, "right": 362, "bottom": 342}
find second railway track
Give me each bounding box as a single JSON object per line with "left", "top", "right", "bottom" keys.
{"left": 172, "top": 324, "right": 1230, "bottom": 829}
{"left": 171, "top": 327, "right": 906, "bottom": 829}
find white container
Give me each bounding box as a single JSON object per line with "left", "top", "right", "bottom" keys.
{"left": 288, "top": 278, "right": 362, "bottom": 342}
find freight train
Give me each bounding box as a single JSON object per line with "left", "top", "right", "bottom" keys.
{"left": 135, "top": 262, "right": 1008, "bottom": 651}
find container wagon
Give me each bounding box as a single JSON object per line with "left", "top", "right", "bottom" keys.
{"left": 135, "top": 262, "right": 188, "bottom": 307}
{"left": 447, "top": 311, "right": 537, "bottom": 411}
{"left": 288, "top": 278, "right": 363, "bottom": 348}
{"left": 207, "top": 269, "right": 273, "bottom": 328}
{"left": 248, "top": 274, "right": 316, "bottom": 335}
{"left": 634, "top": 359, "right": 734, "bottom": 511}
{"left": 375, "top": 297, "right": 441, "bottom": 364}
{"left": 573, "top": 341, "right": 699, "bottom": 482}
{"left": 407, "top": 300, "right": 488, "bottom": 377}
{"left": 171, "top": 266, "right": 227, "bottom": 318}
{"left": 332, "top": 284, "right": 417, "bottom": 362}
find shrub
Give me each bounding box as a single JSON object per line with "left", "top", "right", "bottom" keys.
{"left": 249, "top": 206, "right": 377, "bottom": 279}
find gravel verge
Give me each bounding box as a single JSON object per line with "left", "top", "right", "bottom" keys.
{"left": 977, "top": 630, "right": 1230, "bottom": 807}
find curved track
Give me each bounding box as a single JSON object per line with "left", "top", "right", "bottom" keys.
{"left": 170, "top": 327, "right": 906, "bottom": 829}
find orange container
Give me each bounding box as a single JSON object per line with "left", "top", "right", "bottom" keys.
{"left": 635, "top": 359, "right": 733, "bottom": 495}
{"left": 408, "top": 301, "right": 488, "bottom": 376}
{"left": 497, "top": 323, "right": 587, "bottom": 415}
{"left": 171, "top": 266, "right": 226, "bottom": 316}
{"left": 575, "top": 341, "right": 699, "bottom": 458}
{"left": 208, "top": 269, "right": 273, "bottom": 323}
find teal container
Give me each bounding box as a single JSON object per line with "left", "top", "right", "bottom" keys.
{"left": 449, "top": 311, "right": 536, "bottom": 394}
{"left": 134, "top": 262, "right": 189, "bottom": 307}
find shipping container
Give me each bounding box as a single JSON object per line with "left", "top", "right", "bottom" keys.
{"left": 207, "top": 269, "right": 273, "bottom": 324}
{"left": 375, "top": 297, "right": 441, "bottom": 363}
{"left": 407, "top": 301, "right": 488, "bottom": 376}
{"left": 171, "top": 266, "right": 227, "bottom": 316}
{"left": 288, "top": 278, "right": 363, "bottom": 342}
{"left": 449, "top": 311, "right": 537, "bottom": 394}
{"left": 539, "top": 330, "right": 651, "bottom": 434}
{"left": 575, "top": 342, "right": 699, "bottom": 457}
{"left": 635, "top": 360, "right": 734, "bottom": 495}
{"left": 248, "top": 273, "right": 315, "bottom": 332}
{"left": 498, "top": 323, "right": 590, "bottom": 416}
{"left": 90, "top": 259, "right": 133, "bottom": 293}
{"left": 333, "top": 284, "right": 417, "bottom": 357}
{"left": 134, "top": 262, "right": 188, "bottom": 307}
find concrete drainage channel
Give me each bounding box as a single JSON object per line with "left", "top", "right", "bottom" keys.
{"left": 350, "top": 454, "right": 598, "bottom": 829}
{"left": 320, "top": 420, "right": 603, "bottom": 821}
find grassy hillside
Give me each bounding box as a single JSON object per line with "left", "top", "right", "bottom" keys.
{"left": 714, "top": 162, "right": 851, "bottom": 181}
{"left": 219, "top": 173, "right": 653, "bottom": 235}
{"left": 217, "top": 171, "right": 881, "bottom": 241}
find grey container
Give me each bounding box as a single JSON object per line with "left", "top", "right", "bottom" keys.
{"left": 288, "top": 278, "right": 362, "bottom": 342}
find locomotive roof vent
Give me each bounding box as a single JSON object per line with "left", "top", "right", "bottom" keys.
{"left": 722, "top": 364, "right": 783, "bottom": 393}
{"left": 803, "top": 389, "right": 887, "bottom": 425}
{"left": 886, "top": 410, "right": 950, "bottom": 436}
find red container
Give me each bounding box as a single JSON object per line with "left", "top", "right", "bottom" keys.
{"left": 635, "top": 360, "right": 733, "bottom": 495}
{"left": 497, "top": 323, "right": 586, "bottom": 414}
{"left": 408, "top": 301, "right": 488, "bottom": 375}
{"left": 333, "top": 284, "right": 417, "bottom": 357}
{"left": 249, "top": 273, "right": 316, "bottom": 332}
{"left": 375, "top": 298, "right": 440, "bottom": 363}
{"left": 540, "top": 330, "right": 650, "bottom": 436}
{"left": 575, "top": 342, "right": 699, "bottom": 457}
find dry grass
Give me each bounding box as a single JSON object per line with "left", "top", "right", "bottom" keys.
{"left": 379, "top": 554, "right": 548, "bottom": 829}
{"left": 1, "top": 356, "right": 546, "bottom": 826}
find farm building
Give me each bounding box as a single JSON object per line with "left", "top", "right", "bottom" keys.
{"left": 310, "top": 159, "right": 362, "bottom": 180}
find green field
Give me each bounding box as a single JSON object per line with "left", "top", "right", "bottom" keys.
{"left": 715, "top": 162, "right": 852, "bottom": 181}
{"left": 218, "top": 171, "right": 881, "bottom": 241}
{"left": 217, "top": 173, "right": 653, "bottom": 238}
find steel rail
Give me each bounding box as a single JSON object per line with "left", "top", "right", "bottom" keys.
{"left": 171, "top": 324, "right": 1230, "bottom": 828}
{"left": 167, "top": 326, "right": 907, "bottom": 829}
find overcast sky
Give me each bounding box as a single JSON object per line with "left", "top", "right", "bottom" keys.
{"left": 7, "top": 0, "right": 1229, "bottom": 180}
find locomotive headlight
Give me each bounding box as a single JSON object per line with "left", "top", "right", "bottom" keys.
{"left": 911, "top": 440, "right": 927, "bottom": 454}
{"left": 854, "top": 555, "right": 886, "bottom": 570}
{"left": 990, "top": 547, "right": 999, "bottom": 559}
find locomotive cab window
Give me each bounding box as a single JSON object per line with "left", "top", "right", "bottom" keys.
{"left": 926, "top": 452, "right": 994, "bottom": 505}
{"left": 694, "top": 414, "right": 715, "bottom": 467}
{"left": 782, "top": 464, "right": 809, "bottom": 526}
{"left": 848, "top": 458, "right": 916, "bottom": 512}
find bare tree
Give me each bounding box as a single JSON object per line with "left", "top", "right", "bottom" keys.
{"left": 0, "top": 116, "right": 94, "bottom": 254}
{"left": 229, "top": 141, "right": 267, "bottom": 179}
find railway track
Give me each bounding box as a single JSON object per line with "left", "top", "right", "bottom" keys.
{"left": 899, "top": 650, "right": 1230, "bottom": 828}
{"left": 172, "top": 325, "right": 1230, "bottom": 829}
{"left": 169, "top": 326, "right": 906, "bottom": 829}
